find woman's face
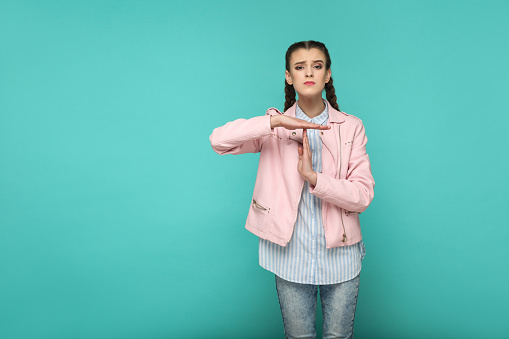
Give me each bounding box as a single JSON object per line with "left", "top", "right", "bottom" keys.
{"left": 285, "top": 48, "right": 331, "bottom": 98}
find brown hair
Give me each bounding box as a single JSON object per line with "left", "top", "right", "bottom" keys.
{"left": 284, "top": 40, "right": 340, "bottom": 112}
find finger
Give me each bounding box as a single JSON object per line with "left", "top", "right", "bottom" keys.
{"left": 303, "top": 135, "right": 310, "bottom": 156}
{"left": 298, "top": 145, "right": 303, "bottom": 156}
{"left": 306, "top": 123, "right": 330, "bottom": 130}
{"left": 303, "top": 131, "right": 309, "bottom": 153}
{"left": 305, "top": 133, "right": 311, "bottom": 153}
{"left": 291, "top": 118, "right": 329, "bottom": 130}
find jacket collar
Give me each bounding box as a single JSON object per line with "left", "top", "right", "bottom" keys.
{"left": 286, "top": 99, "right": 345, "bottom": 124}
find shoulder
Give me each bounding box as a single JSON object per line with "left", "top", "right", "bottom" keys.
{"left": 338, "top": 111, "right": 365, "bottom": 131}
{"left": 340, "top": 110, "right": 363, "bottom": 124}
{"left": 337, "top": 111, "right": 368, "bottom": 139}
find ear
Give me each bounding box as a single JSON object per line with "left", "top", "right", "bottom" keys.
{"left": 285, "top": 70, "right": 292, "bottom": 85}
{"left": 326, "top": 68, "right": 331, "bottom": 83}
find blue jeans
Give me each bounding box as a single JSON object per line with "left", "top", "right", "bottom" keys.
{"left": 275, "top": 273, "right": 360, "bottom": 339}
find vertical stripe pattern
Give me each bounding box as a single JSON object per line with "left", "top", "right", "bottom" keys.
{"left": 259, "top": 98, "right": 366, "bottom": 285}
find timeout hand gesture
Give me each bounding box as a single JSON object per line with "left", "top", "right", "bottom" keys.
{"left": 297, "top": 129, "right": 317, "bottom": 186}
{"left": 270, "top": 115, "right": 325, "bottom": 186}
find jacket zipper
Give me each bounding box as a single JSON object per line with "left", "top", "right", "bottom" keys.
{"left": 338, "top": 125, "right": 347, "bottom": 242}
{"left": 252, "top": 199, "right": 268, "bottom": 211}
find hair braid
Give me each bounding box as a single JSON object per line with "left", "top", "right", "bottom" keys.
{"left": 284, "top": 80, "right": 297, "bottom": 112}
{"left": 324, "top": 77, "right": 340, "bottom": 111}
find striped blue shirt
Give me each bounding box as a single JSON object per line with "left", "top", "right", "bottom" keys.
{"left": 259, "top": 98, "right": 366, "bottom": 285}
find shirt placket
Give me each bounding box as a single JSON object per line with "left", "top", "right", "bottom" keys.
{"left": 310, "top": 119, "right": 319, "bottom": 284}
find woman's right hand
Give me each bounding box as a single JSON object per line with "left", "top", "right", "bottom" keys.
{"left": 270, "top": 115, "right": 331, "bottom": 130}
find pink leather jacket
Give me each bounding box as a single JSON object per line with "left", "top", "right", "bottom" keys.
{"left": 209, "top": 99, "right": 375, "bottom": 249}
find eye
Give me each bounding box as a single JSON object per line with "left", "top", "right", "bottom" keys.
{"left": 314, "top": 65, "right": 322, "bottom": 69}
{"left": 295, "top": 66, "right": 303, "bottom": 70}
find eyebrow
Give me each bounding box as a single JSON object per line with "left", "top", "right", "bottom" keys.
{"left": 294, "top": 60, "right": 324, "bottom": 65}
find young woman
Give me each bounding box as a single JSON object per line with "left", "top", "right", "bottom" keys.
{"left": 209, "top": 40, "right": 375, "bottom": 339}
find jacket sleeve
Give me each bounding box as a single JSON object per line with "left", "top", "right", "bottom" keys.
{"left": 309, "top": 121, "right": 375, "bottom": 212}
{"left": 209, "top": 113, "right": 274, "bottom": 155}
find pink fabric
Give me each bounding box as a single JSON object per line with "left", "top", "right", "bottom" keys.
{"left": 209, "top": 100, "right": 375, "bottom": 249}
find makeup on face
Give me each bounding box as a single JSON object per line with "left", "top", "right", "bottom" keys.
{"left": 287, "top": 49, "right": 329, "bottom": 94}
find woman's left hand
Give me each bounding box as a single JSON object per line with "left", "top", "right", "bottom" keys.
{"left": 297, "top": 129, "right": 317, "bottom": 186}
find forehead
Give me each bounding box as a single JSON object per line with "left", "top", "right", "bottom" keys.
{"left": 291, "top": 48, "right": 326, "bottom": 65}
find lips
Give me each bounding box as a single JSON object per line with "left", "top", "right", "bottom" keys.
{"left": 304, "top": 81, "right": 315, "bottom": 85}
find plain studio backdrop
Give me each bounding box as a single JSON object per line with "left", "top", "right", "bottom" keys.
{"left": 1, "top": 0, "right": 508, "bottom": 338}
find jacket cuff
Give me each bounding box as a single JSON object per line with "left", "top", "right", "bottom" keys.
{"left": 267, "top": 115, "right": 274, "bottom": 132}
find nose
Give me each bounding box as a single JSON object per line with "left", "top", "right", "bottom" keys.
{"left": 306, "top": 68, "right": 313, "bottom": 77}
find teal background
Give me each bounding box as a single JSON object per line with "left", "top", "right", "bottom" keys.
{"left": 1, "top": 0, "right": 508, "bottom": 338}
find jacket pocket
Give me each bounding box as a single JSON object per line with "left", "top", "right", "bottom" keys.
{"left": 252, "top": 198, "right": 270, "bottom": 213}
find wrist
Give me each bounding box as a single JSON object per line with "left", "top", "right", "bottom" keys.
{"left": 306, "top": 172, "right": 318, "bottom": 186}
{"left": 270, "top": 115, "right": 281, "bottom": 128}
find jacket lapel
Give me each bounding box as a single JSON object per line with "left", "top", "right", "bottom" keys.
{"left": 321, "top": 100, "right": 344, "bottom": 173}
{"left": 320, "top": 124, "right": 338, "bottom": 168}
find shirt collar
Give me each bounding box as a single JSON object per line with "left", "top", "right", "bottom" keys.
{"left": 295, "top": 98, "right": 329, "bottom": 125}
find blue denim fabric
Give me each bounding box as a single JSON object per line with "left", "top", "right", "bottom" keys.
{"left": 275, "top": 273, "right": 360, "bottom": 339}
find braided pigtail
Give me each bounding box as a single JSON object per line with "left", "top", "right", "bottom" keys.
{"left": 324, "top": 77, "right": 340, "bottom": 111}
{"left": 284, "top": 80, "right": 297, "bottom": 112}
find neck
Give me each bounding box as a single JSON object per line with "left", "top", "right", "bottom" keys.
{"left": 297, "top": 96, "right": 326, "bottom": 119}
